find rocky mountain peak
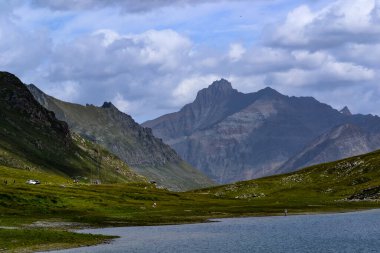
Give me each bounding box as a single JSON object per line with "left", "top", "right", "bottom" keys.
{"left": 101, "top": 101, "right": 117, "bottom": 109}
{"left": 256, "top": 86, "right": 282, "bottom": 98}
{"left": 195, "top": 79, "right": 236, "bottom": 101}
{"left": 340, "top": 106, "right": 352, "bottom": 116}
{"left": 1, "top": 72, "right": 69, "bottom": 136}
{"left": 1, "top": 71, "right": 71, "bottom": 148}
{"left": 209, "top": 78, "right": 233, "bottom": 91}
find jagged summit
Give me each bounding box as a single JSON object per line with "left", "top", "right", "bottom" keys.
{"left": 340, "top": 106, "right": 352, "bottom": 116}
{"left": 209, "top": 78, "right": 233, "bottom": 91}
{"left": 196, "top": 79, "right": 237, "bottom": 100}
{"left": 102, "top": 101, "right": 116, "bottom": 109}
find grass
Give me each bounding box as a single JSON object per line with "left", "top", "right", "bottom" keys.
{"left": 0, "top": 228, "right": 114, "bottom": 253}
{"left": 1, "top": 150, "right": 380, "bottom": 252}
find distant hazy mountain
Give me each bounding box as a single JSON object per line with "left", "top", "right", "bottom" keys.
{"left": 143, "top": 79, "right": 380, "bottom": 183}
{"left": 279, "top": 124, "right": 380, "bottom": 174}
{"left": 28, "top": 84, "right": 213, "bottom": 191}
{"left": 0, "top": 71, "right": 145, "bottom": 183}
{"left": 339, "top": 106, "right": 352, "bottom": 116}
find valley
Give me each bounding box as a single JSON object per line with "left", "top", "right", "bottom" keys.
{"left": 1, "top": 72, "right": 380, "bottom": 252}
{"left": 2, "top": 147, "right": 380, "bottom": 252}
{"left": 2, "top": 1, "right": 380, "bottom": 252}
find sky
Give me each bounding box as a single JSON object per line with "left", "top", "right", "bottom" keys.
{"left": 1, "top": 0, "right": 380, "bottom": 122}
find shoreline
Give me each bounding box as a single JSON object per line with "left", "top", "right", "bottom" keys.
{"left": 36, "top": 207, "right": 379, "bottom": 253}
{"left": 40, "top": 208, "right": 380, "bottom": 253}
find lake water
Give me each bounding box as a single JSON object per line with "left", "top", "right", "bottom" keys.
{"left": 47, "top": 209, "right": 380, "bottom": 253}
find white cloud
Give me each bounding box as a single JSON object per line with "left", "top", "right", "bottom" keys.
{"left": 269, "top": 5, "right": 315, "bottom": 46}
{"left": 291, "top": 50, "right": 329, "bottom": 69}
{"left": 228, "top": 43, "right": 246, "bottom": 62}
{"left": 325, "top": 0, "right": 376, "bottom": 32}
{"left": 93, "top": 29, "right": 121, "bottom": 47}
{"left": 31, "top": 0, "right": 248, "bottom": 13}
{"left": 112, "top": 93, "right": 144, "bottom": 114}
{"left": 2, "top": 0, "right": 380, "bottom": 123}
{"left": 45, "top": 80, "right": 80, "bottom": 102}
{"left": 322, "top": 61, "right": 375, "bottom": 82}
{"left": 172, "top": 74, "right": 220, "bottom": 106}
{"left": 228, "top": 74, "right": 266, "bottom": 93}
{"left": 267, "top": 59, "right": 375, "bottom": 87}
{"left": 45, "top": 29, "right": 192, "bottom": 82}
{"left": 0, "top": 6, "right": 51, "bottom": 75}
{"left": 132, "top": 30, "right": 192, "bottom": 70}
{"left": 337, "top": 43, "right": 380, "bottom": 67}
{"left": 268, "top": 0, "right": 380, "bottom": 49}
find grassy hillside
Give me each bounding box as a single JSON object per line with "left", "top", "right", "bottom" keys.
{"left": 4, "top": 163, "right": 377, "bottom": 230}
{"left": 0, "top": 71, "right": 145, "bottom": 184}
{"left": 0, "top": 132, "right": 146, "bottom": 184}
{"left": 2, "top": 146, "right": 380, "bottom": 251}
{"left": 28, "top": 84, "right": 213, "bottom": 191}
{"left": 196, "top": 149, "right": 380, "bottom": 206}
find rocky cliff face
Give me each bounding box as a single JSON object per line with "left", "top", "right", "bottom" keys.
{"left": 1, "top": 73, "right": 70, "bottom": 142}
{"left": 143, "top": 79, "right": 380, "bottom": 183}
{"left": 0, "top": 72, "right": 73, "bottom": 170}
{"left": 28, "top": 84, "right": 213, "bottom": 190}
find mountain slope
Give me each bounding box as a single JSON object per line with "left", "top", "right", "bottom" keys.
{"left": 0, "top": 71, "right": 145, "bottom": 183}
{"left": 28, "top": 84, "right": 213, "bottom": 191}
{"left": 198, "top": 148, "right": 380, "bottom": 203}
{"left": 279, "top": 124, "right": 380, "bottom": 174}
{"left": 144, "top": 79, "right": 380, "bottom": 183}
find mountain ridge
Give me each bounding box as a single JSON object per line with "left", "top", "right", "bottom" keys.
{"left": 0, "top": 71, "right": 145, "bottom": 183}
{"left": 144, "top": 79, "right": 380, "bottom": 183}
{"left": 28, "top": 83, "right": 213, "bottom": 191}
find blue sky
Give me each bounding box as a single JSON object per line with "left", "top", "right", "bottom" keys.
{"left": 1, "top": 0, "right": 380, "bottom": 122}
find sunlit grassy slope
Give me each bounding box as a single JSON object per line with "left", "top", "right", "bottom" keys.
{"left": 2, "top": 147, "right": 380, "bottom": 252}
{"left": 2, "top": 148, "right": 380, "bottom": 229}
{"left": 197, "top": 149, "right": 380, "bottom": 205}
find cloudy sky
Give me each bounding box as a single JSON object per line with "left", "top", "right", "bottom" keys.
{"left": 1, "top": 0, "right": 380, "bottom": 122}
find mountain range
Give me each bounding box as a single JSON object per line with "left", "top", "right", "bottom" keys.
{"left": 143, "top": 79, "right": 380, "bottom": 183}
{"left": 27, "top": 84, "right": 213, "bottom": 191}
{"left": 4, "top": 70, "right": 380, "bottom": 188}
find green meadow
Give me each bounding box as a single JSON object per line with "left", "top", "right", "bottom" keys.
{"left": 1, "top": 150, "right": 380, "bottom": 252}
